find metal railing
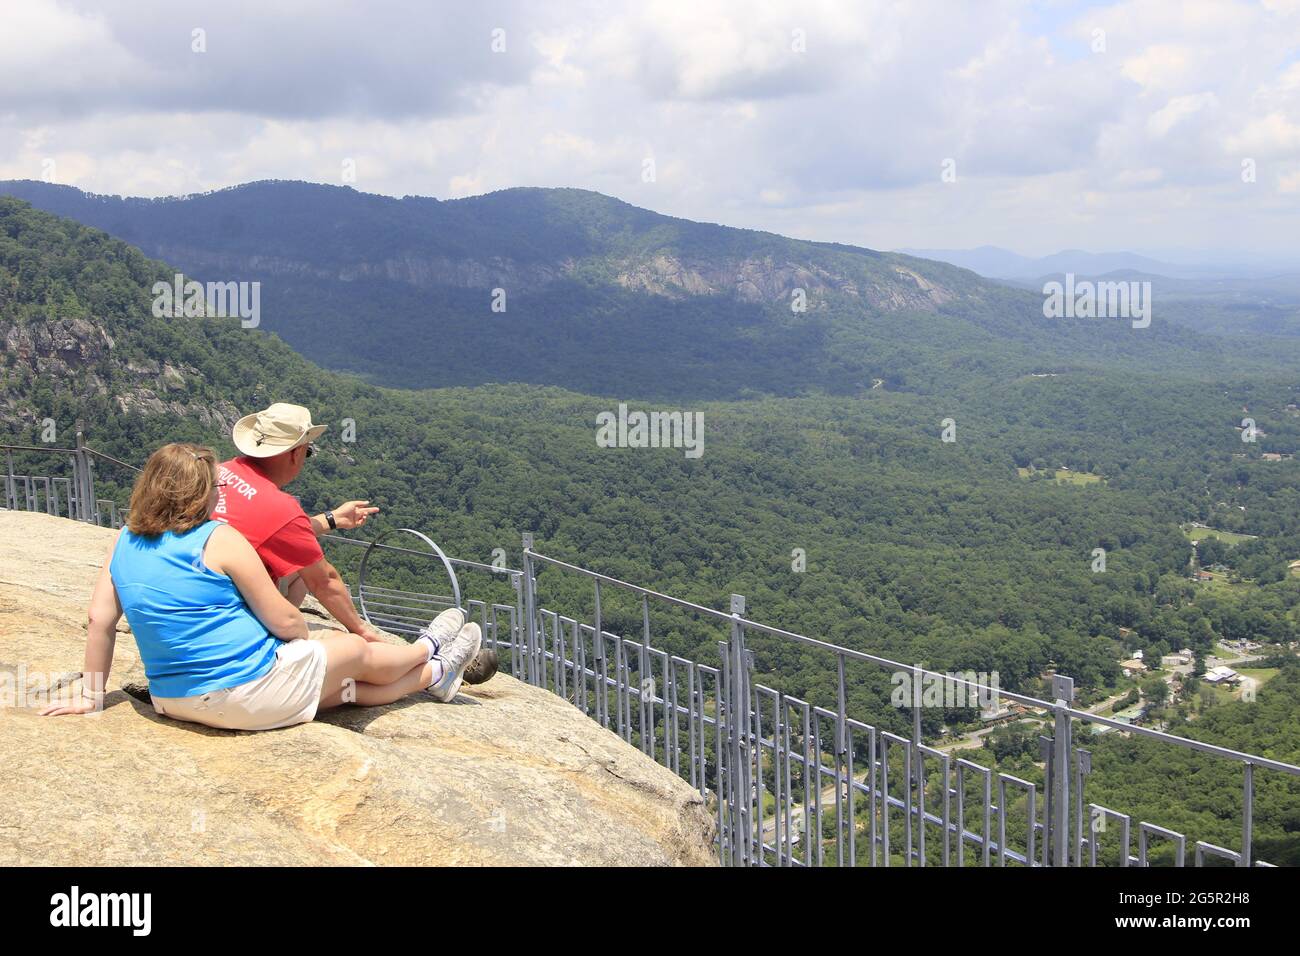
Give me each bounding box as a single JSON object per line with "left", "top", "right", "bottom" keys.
{"left": 2, "top": 425, "right": 138, "bottom": 527}
{"left": 6, "top": 437, "right": 1298, "bottom": 867}
{"left": 510, "top": 539, "right": 1300, "bottom": 867}
{"left": 323, "top": 527, "right": 1300, "bottom": 868}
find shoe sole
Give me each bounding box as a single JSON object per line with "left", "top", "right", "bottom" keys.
{"left": 463, "top": 648, "right": 499, "bottom": 685}
{"left": 430, "top": 672, "right": 464, "bottom": 703}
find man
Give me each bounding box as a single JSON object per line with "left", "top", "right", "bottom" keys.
{"left": 216, "top": 402, "right": 498, "bottom": 685}
{"left": 215, "top": 403, "right": 384, "bottom": 640}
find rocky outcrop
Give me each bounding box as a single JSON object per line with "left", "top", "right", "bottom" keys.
{"left": 141, "top": 244, "right": 571, "bottom": 296}
{"left": 610, "top": 253, "right": 956, "bottom": 311}
{"left": 0, "top": 510, "right": 717, "bottom": 866}
{"left": 2, "top": 315, "right": 115, "bottom": 364}
{"left": 0, "top": 317, "right": 240, "bottom": 433}
{"left": 139, "top": 244, "right": 956, "bottom": 312}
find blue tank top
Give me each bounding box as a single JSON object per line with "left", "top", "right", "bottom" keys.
{"left": 109, "top": 521, "right": 280, "bottom": 697}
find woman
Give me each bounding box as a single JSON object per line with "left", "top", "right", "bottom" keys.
{"left": 41, "top": 442, "right": 481, "bottom": 730}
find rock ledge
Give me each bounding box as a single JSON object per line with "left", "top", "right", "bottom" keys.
{"left": 0, "top": 511, "right": 717, "bottom": 866}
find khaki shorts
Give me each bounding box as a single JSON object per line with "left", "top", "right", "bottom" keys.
{"left": 151, "top": 638, "right": 328, "bottom": 731}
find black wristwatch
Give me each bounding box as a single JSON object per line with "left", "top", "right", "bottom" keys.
{"left": 326, "top": 511, "right": 337, "bottom": 530}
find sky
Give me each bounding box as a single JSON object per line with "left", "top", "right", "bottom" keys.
{"left": 1, "top": 0, "right": 1298, "bottom": 261}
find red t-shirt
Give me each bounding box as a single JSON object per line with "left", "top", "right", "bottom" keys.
{"left": 214, "top": 456, "right": 324, "bottom": 582}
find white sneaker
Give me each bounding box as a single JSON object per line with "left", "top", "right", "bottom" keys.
{"left": 428, "top": 623, "right": 482, "bottom": 703}
{"left": 416, "top": 607, "right": 465, "bottom": 658}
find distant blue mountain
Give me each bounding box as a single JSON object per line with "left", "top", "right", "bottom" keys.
{"left": 899, "top": 246, "right": 1207, "bottom": 280}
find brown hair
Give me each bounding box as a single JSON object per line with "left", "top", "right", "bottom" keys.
{"left": 126, "top": 443, "right": 218, "bottom": 537}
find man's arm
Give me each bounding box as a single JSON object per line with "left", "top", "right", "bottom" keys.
{"left": 309, "top": 500, "right": 380, "bottom": 536}
{"left": 298, "top": 557, "right": 382, "bottom": 640}
{"left": 257, "top": 513, "right": 378, "bottom": 639}
{"left": 208, "top": 525, "right": 309, "bottom": 642}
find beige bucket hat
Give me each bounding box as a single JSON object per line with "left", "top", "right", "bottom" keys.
{"left": 232, "top": 403, "right": 327, "bottom": 458}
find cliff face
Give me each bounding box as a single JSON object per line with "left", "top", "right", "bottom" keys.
{"left": 0, "top": 510, "right": 717, "bottom": 866}
{"left": 0, "top": 316, "right": 240, "bottom": 432}
{"left": 137, "top": 244, "right": 574, "bottom": 296}
{"left": 144, "top": 243, "right": 955, "bottom": 311}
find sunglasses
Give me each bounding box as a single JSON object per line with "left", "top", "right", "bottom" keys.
{"left": 305, "top": 444, "right": 314, "bottom": 458}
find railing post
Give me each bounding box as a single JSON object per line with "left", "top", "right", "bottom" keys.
{"left": 593, "top": 579, "right": 605, "bottom": 728}
{"left": 74, "top": 423, "right": 84, "bottom": 521}
{"left": 4, "top": 448, "right": 14, "bottom": 511}
{"left": 640, "top": 594, "right": 653, "bottom": 758}
{"left": 717, "top": 640, "right": 732, "bottom": 864}
{"left": 74, "top": 421, "right": 94, "bottom": 523}
{"left": 837, "top": 655, "right": 850, "bottom": 865}
{"left": 1051, "top": 675, "right": 1074, "bottom": 867}
{"left": 1241, "top": 762, "right": 1253, "bottom": 867}
{"left": 910, "top": 662, "right": 922, "bottom": 864}
{"left": 728, "top": 593, "right": 748, "bottom": 866}
{"left": 64, "top": 457, "right": 75, "bottom": 519}
{"left": 509, "top": 573, "right": 524, "bottom": 679}
{"left": 1039, "top": 734, "right": 1054, "bottom": 866}
{"left": 521, "top": 533, "right": 538, "bottom": 687}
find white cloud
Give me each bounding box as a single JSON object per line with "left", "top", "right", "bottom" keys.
{"left": 1147, "top": 92, "right": 1217, "bottom": 137}
{"left": 1, "top": 0, "right": 1297, "bottom": 258}
{"left": 1122, "top": 44, "right": 1195, "bottom": 90}
{"left": 1225, "top": 112, "right": 1300, "bottom": 153}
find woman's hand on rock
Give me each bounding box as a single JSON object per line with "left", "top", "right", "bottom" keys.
{"left": 40, "top": 700, "right": 99, "bottom": 717}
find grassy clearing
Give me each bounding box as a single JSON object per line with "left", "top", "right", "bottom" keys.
{"left": 1055, "top": 469, "right": 1104, "bottom": 485}
{"left": 1197, "top": 570, "right": 1253, "bottom": 593}
{"left": 1015, "top": 467, "right": 1106, "bottom": 485}
{"left": 1212, "top": 684, "right": 1238, "bottom": 706}
{"left": 1183, "top": 525, "right": 1258, "bottom": 546}
{"left": 1236, "top": 667, "right": 1280, "bottom": 686}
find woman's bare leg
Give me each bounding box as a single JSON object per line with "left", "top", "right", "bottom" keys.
{"left": 318, "top": 661, "right": 434, "bottom": 710}
{"left": 317, "top": 632, "right": 430, "bottom": 704}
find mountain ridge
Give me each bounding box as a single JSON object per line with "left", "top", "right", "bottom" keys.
{"left": 0, "top": 179, "right": 960, "bottom": 307}
{"left": 3, "top": 180, "right": 1296, "bottom": 401}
